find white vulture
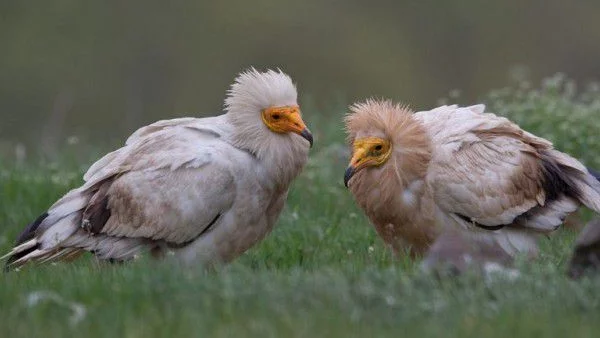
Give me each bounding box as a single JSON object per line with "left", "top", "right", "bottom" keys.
{"left": 343, "top": 100, "right": 600, "bottom": 259}
{"left": 3, "top": 68, "right": 313, "bottom": 269}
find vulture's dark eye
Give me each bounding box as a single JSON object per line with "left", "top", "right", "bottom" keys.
{"left": 272, "top": 114, "right": 280, "bottom": 120}
{"left": 374, "top": 145, "right": 383, "bottom": 151}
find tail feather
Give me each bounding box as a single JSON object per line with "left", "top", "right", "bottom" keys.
{"left": 1, "top": 239, "right": 38, "bottom": 260}
{"left": 15, "top": 212, "right": 48, "bottom": 244}
{"left": 545, "top": 150, "right": 600, "bottom": 212}
{"left": 5, "top": 239, "right": 85, "bottom": 270}
{"left": 577, "top": 169, "right": 600, "bottom": 212}
{"left": 38, "top": 213, "right": 82, "bottom": 248}
{"left": 4, "top": 212, "right": 49, "bottom": 270}
{"left": 43, "top": 188, "right": 88, "bottom": 227}
{"left": 39, "top": 248, "right": 82, "bottom": 264}
{"left": 4, "top": 187, "right": 92, "bottom": 271}
{"left": 9, "top": 249, "right": 52, "bottom": 267}
{"left": 588, "top": 168, "right": 600, "bottom": 182}
{"left": 5, "top": 175, "right": 153, "bottom": 270}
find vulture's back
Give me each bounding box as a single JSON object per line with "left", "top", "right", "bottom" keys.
{"left": 415, "top": 104, "right": 600, "bottom": 255}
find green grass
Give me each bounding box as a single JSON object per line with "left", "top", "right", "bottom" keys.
{"left": 2, "top": 76, "right": 600, "bottom": 337}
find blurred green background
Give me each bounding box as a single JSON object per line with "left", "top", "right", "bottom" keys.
{"left": 2, "top": 0, "right": 600, "bottom": 152}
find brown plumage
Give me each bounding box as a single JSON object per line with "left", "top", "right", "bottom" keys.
{"left": 344, "top": 100, "right": 600, "bottom": 259}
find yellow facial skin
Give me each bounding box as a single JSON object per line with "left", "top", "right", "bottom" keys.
{"left": 344, "top": 137, "right": 392, "bottom": 187}
{"left": 262, "top": 105, "right": 313, "bottom": 147}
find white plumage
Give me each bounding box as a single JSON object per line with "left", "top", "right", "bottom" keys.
{"left": 4, "top": 68, "right": 313, "bottom": 268}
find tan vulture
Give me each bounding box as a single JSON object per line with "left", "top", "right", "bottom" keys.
{"left": 344, "top": 100, "right": 600, "bottom": 259}
{"left": 3, "top": 68, "right": 313, "bottom": 269}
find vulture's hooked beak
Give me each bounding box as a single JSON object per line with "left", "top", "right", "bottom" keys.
{"left": 344, "top": 166, "right": 355, "bottom": 187}
{"left": 344, "top": 146, "right": 371, "bottom": 187}
{"left": 300, "top": 129, "right": 314, "bottom": 148}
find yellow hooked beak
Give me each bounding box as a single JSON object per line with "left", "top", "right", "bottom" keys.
{"left": 344, "top": 146, "right": 371, "bottom": 187}
{"left": 344, "top": 137, "right": 391, "bottom": 187}
{"left": 262, "top": 105, "right": 313, "bottom": 147}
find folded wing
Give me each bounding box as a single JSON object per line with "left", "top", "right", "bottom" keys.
{"left": 5, "top": 120, "right": 242, "bottom": 266}
{"left": 421, "top": 105, "right": 600, "bottom": 233}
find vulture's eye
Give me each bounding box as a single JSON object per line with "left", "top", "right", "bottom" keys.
{"left": 272, "top": 114, "right": 281, "bottom": 120}
{"left": 374, "top": 145, "right": 383, "bottom": 151}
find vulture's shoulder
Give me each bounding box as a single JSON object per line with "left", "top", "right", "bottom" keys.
{"left": 83, "top": 115, "right": 239, "bottom": 183}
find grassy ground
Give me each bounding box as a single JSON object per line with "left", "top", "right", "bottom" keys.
{"left": 2, "top": 76, "right": 600, "bottom": 337}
